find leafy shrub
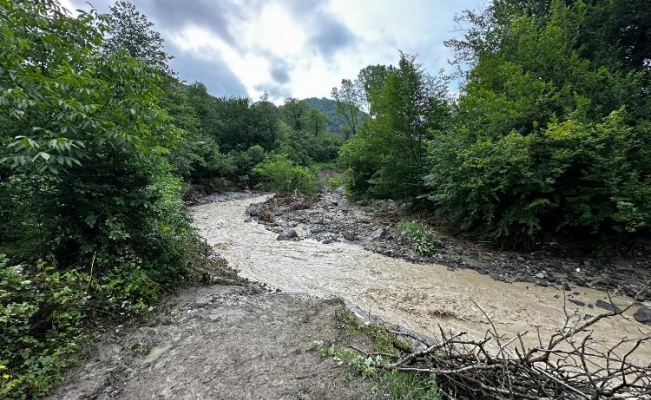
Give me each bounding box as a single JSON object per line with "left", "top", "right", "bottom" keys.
{"left": 253, "top": 154, "right": 316, "bottom": 194}
{"left": 328, "top": 175, "right": 346, "bottom": 190}
{"left": 0, "top": 2, "right": 203, "bottom": 398}
{"left": 338, "top": 134, "right": 380, "bottom": 198}
{"left": 396, "top": 221, "right": 441, "bottom": 256}
{"left": 0, "top": 256, "right": 91, "bottom": 399}
{"left": 426, "top": 109, "right": 651, "bottom": 247}
{"left": 229, "top": 145, "right": 266, "bottom": 188}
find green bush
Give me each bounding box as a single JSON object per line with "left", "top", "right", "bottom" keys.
{"left": 253, "top": 154, "right": 316, "bottom": 194}
{"left": 426, "top": 109, "right": 651, "bottom": 247}
{"left": 0, "top": 2, "right": 203, "bottom": 397}
{"left": 338, "top": 134, "right": 380, "bottom": 198}
{"left": 229, "top": 145, "right": 266, "bottom": 188}
{"left": 0, "top": 256, "right": 91, "bottom": 399}
{"left": 396, "top": 221, "right": 441, "bottom": 256}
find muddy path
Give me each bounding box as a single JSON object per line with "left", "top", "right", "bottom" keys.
{"left": 47, "top": 285, "right": 379, "bottom": 400}
{"left": 191, "top": 192, "right": 651, "bottom": 363}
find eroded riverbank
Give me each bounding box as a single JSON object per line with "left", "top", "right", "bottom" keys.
{"left": 191, "top": 194, "right": 651, "bottom": 363}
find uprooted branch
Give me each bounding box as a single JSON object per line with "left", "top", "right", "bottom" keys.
{"left": 361, "top": 283, "right": 651, "bottom": 399}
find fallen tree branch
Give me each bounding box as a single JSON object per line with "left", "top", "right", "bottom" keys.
{"left": 351, "top": 281, "right": 651, "bottom": 399}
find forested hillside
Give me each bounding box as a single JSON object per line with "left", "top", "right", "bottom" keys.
{"left": 303, "top": 97, "right": 365, "bottom": 136}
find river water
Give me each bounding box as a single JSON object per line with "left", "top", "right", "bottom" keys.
{"left": 190, "top": 195, "right": 651, "bottom": 362}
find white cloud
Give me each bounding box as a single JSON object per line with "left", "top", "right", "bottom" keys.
{"left": 59, "top": 0, "right": 485, "bottom": 103}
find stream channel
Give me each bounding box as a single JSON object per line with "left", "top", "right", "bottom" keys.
{"left": 190, "top": 194, "right": 651, "bottom": 363}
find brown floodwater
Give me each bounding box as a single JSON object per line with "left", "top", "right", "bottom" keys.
{"left": 190, "top": 195, "right": 651, "bottom": 363}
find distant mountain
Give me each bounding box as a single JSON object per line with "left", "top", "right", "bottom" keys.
{"left": 303, "top": 97, "right": 347, "bottom": 135}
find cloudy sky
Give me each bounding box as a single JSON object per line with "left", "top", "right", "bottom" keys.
{"left": 61, "top": 0, "right": 484, "bottom": 103}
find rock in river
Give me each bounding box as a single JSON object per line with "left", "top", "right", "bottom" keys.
{"left": 595, "top": 300, "right": 621, "bottom": 313}
{"left": 277, "top": 227, "right": 304, "bottom": 241}
{"left": 634, "top": 306, "right": 651, "bottom": 325}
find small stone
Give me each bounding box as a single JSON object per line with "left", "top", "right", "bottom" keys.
{"left": 535, "top": 272, "right": 546, "bottom": 279}
{"left": 277, "top": 228, "right": 299, "bottom": 240}
{"left": 369, "top": 228, "right": 387, "bottom": 241}
{"left": 343, "top": 231, "right": 356, "bottom": 241}
{"left": 563, "top": 283, "right": 571, "bottom": 291}
{"left": 595, "top": 300, "right": 621, "bottom": 313}
{"left": 568, "top": 299, "right": 585, "bottom": 307}
{"left": 633, "top": 306, "right": 651, "bottom": 325}
{"left": 584, "top": 314, "right": 594, "bottom": 321}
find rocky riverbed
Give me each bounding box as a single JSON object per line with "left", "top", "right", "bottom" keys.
{"left": 246, "top": 188, "right": 651, "bottom": 322}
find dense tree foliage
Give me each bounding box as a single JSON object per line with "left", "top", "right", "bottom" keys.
{"left": 338, "top": 53, "right": 450, "bottom": 199}
{"left": 331, "top": 80, "right": 367, "bottom": 139}
{"left": 103, "top": 0, "right": 175, "bottom": 76}
{"left": 163, "top": 88, "right": 342, "bottom": 189}
{"left": 335, "top": 0, "right": 651, "bottom": 248}
{"left": 426, "top": 0, "right": 651, "bottom": 247}
{"left": 0, "top": 1, "right": 196, "bottom": 397}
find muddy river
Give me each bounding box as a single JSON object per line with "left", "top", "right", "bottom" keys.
{"left": 190, "top": 195, "right": 651, "bottom": 362}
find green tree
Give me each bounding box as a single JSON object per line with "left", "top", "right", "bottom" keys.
{"left": 339, "top": 53, "right": 449, "bottom": 199}
{"left": 426, "top": 0, "right": 651, "bottom": 247}
{"left": 280, "top": 98, "right": 309, "bottom": 131}
{"left": 0, "top": 2, "right": 197, "bottom": 396}
{"left": 103, "top": 0, "right": 175, "bottom": 76}
{"left": 304, "top": 108, "right": 329, "bottom": 136}
{"left": 212, "top": 96, "right": 279, "bottom": 152}
{"left": 162, "top": 82, "right": 234, "bottom": 186}
{"left": 331, "top": 79, "right": 365, "bottom": 139}
{"left": 303, "top": 97, "right": 351, "bottom": 135}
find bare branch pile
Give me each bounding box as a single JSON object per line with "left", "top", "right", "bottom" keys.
{"left": 363, "top": 287, "right": 651, "bottom": 399}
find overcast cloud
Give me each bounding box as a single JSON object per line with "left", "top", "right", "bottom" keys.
{"left": 61, "top": 0, "right": 484, "bottom": 103}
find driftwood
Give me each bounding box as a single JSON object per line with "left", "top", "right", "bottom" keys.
{"left": 354, "top": 283, "right": 651, "bottom": 399}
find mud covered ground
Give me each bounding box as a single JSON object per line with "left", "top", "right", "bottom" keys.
{"left": 247, "top": 188, "right": 651, "bottom": 304}
{"left": 47, "top": 284, "right": 382, "bottom": 400}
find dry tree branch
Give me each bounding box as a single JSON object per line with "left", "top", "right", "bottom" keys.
{"left": 348, "top": 281, "right": 651, "bottom": 399}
